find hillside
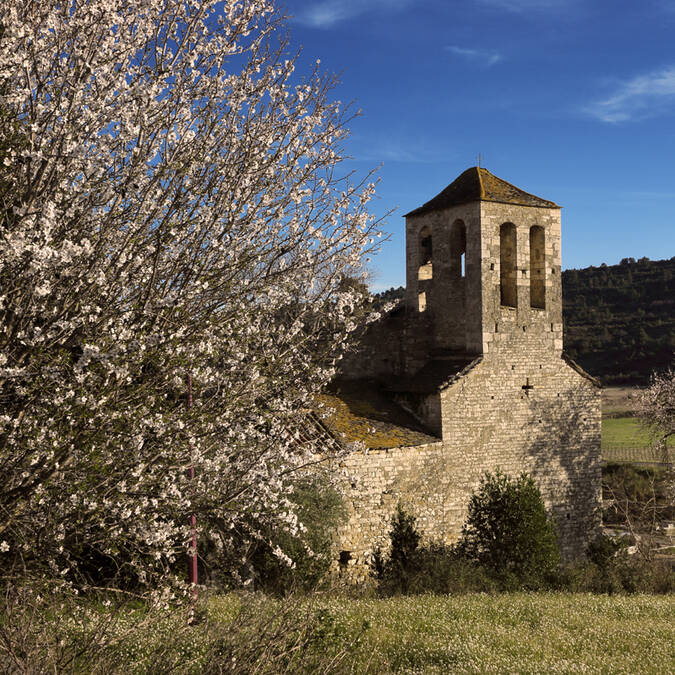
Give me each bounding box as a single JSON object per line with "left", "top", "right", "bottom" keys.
{"left": 373, "top": 257, "right": 675, "bottom": 386}
{"left": 562, "top": 257, "right": 675, "bottom": 385}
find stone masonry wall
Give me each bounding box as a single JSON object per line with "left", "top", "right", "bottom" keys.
{"left": 404, "top": 201, "right": 562, "bottom": 357}
{"left": 334, "top": 354, "right": 601, "bottom": 580}
{"left": 405, "top": 202, "right": 483, "bottom": 354}
{"left": 479, "top": 201, "right": 563, "bottom": 358}
{"left": 439, "top": 353, "right": 602, "bottom": 561}
{"left": 339, "top": 306, "right": 436, "bottom": 380}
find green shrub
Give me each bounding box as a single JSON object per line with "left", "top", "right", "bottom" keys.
{"left": 384, "top": 503, "right": 420, "bottom": 581}
{"left": 555, "top": 532, "right": 675, "bottom": 595}
{"left": 249, "top": 478, "right": 345, "bottom": 595}
{"left": 603, "top": 463, "right": 664, "bottom": 503}
{"left": 408, "top": 545, "right": 501, "bottom": 595}
{"left": 372, "top": 505, "right": 501, "bottom": 596}
{"left": 559, "top": 556, "right": 675, "bottom": 595}
{"left": 457, "top": 470, "right": 559, "bottom": 587}
{"left": 602, "top": 463, "right": 675, "bottom": 530}
{"left": 635, "top": 560, "right": 675, "bottom": 594}
{"left": 372, "top": 502, "right": 421, "bottom": 594}
{"left": 370, "top": 477, "right": 672, "bottom": 597}
{"left": 205, "top": 476, "right": 345, "bottom": 595}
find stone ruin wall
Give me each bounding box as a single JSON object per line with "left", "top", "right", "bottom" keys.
{"left": 333, "top": 354, "right": 602, "bottom": 581}
{"left": 404, "top": 201, "right": 563, "bottom": 358}
{"left": 339, "top": 306, "right": 435, "bottom": 380}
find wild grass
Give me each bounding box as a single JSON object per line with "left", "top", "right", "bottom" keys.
{"left": 307, "top": 593, "right": 675, "bottom": 673}
{"left": 5, "top": 590, "right": 674, "bottom": 673}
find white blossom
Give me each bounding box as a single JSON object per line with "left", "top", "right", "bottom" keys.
{"left": 0, "top": 0, "right": 383, "bottom": 589}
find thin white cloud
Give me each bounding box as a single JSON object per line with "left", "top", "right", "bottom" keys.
{"left": 621, "top": 190, "right": 675, "bottom": 200}
{"left": 586, "top": 66, "right": 675, "bottom": 123}
{"left": 349, "top": 136, "right": 452, "bottom": 164}
{"left": 445, "top": 45, "right": 502, "bottom": 67}
{"left": 477, "top": 0, "right": 571, "bottom": 11}
{"left": 291, "top": 0, "right": 412, "bottom": 28}
{"left": 293, "top": 3, "right": 353, "bottom": 27}
{"left": 657, "top": 0, "right": 675, "bottom": 13}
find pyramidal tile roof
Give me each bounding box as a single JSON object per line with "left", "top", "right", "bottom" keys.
{"left": 405, "top": 167, "right": 560, "bottom": 217}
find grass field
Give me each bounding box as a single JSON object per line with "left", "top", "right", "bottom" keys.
{"left": 205, "top": 593, "right": 675, "bottom": 674}
{"left": 8, "top": 591, "right": 675, "bottom": 673}
{"left": 600, "top": 387, "right": 673, "bottom": 465}
{"left": 601, "top": 417, "right": 672, "bottom": 450}
{"left": 601, "top": 416, "right": 673, "bottom": 465}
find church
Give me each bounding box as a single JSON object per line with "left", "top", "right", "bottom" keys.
{"left": 321, "top": 167, "right": 602, "bottom": 577}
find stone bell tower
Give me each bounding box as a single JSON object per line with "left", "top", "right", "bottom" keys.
{"left": 404, "top": 166, "right": 563, "bottom": 360}
{"left": 332, "top": 167, "right": 601, "bottom": 573}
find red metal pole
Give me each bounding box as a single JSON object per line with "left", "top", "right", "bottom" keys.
{"left": 187, "top": 373, "right": 198, "bottom": 600}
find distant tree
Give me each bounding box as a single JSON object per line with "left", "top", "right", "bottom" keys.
{"left": 602, "top": 463, "right": 673, "bottom": 562}
{"left": 563, "top": 258, "right": 675, "bottom": 385}
{"left": 0, "top": 0, "right": 383, "bottom": 588}
{"left": 372, "top": 285, "right": 405, "bottom": 310}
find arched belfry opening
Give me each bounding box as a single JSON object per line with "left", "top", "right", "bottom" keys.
{"left": 418, "top": 225, "right": 432, "bottom": 312}
{"left": 450, "top": 220, "right": 466, "bottom": 279}
{"left": 500, "top": 222, "right": 517, "bottom": 308}
{"left": 529, "top": 225, "right": 546, "bottom": 309}
{"left": 418, "top": 226, "right": 433, "bottom": 280}
{"left": 404, "top": 166, "right": 561, "bottom": 349}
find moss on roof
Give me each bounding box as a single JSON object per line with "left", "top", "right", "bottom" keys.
{"left": 316, "top": 380, "right": 438, "bottom": 450}
{"left": 405, "top": 167, "right": 560, "bottom": 217}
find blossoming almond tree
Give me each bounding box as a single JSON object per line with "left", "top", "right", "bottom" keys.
{"left": 0, "top": 0, "right": 383, "bottom": 587}
{"left": 637, "top": 368, "right": 674, "bottom": 453}
{"left": 602, "top": 369, "right": 675, "bottom": 560}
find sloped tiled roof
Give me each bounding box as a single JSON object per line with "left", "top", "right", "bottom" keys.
{"left": 561, "top": 353, "right": 602, "bottom": 388}
{"left": 405, "top": 167, "right": 560, "bottom": 217}
{"left": 316, "top": 381, "right": 439, "bottom": 449}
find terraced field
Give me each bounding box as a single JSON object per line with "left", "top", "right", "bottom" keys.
{"left": 601, "top": 387, "right": 672, "bottom": 465}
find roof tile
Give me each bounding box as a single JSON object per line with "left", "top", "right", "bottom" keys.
{"left": 405, "top": 167, "right": 559, "bottom": 217}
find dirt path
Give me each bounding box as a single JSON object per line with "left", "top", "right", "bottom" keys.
{"left": 602, "top": 386, "right": 641, "bottom": 416}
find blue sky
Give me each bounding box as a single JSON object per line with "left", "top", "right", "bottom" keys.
{"left": 281, "top": 0, "right": 675, "bottom": 291}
